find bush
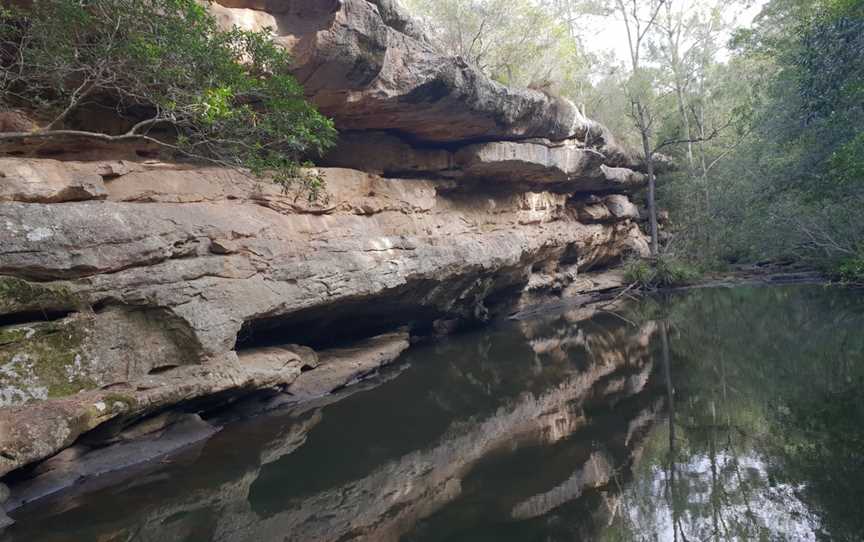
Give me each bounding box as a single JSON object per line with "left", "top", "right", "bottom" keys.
{"left": 835, "top": 253, "right": 864, "bottom": 284}
{"left": 623, "top": 259, "right": 654, "bottom": 286}
{"left": 624, "top": 256, "right": 701, "bottom": 289}
{"left": 0, "top": 0, "right": 336, "bottom": 197}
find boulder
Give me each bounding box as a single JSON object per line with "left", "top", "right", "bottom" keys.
{"left": 210, "top": 0, "right": 582, "bottom": 143}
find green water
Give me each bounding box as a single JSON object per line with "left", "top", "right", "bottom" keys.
{"left": 3, "top": 284, "right": 863, "bottom": 541}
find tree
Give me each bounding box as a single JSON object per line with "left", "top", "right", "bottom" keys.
{"left": 0, "top": 0, "right": 337, "bottom": 196}
{"left": 607, "top": 0, "right": 668, "bottom": 256}
{"left": 660, "top": 0, "right": 864, "bottom": 274}
{"left": 647, "top": 0, "right": 752, "bottom": 260}
{"left": 404, "top": 0, "right": 594, "bottom": 94}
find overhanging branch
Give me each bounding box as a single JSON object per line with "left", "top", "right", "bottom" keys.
{"left": 652, "top": 116, "right": 734, "bottom": 154}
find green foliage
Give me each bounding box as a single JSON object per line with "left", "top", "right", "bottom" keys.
{"left": 835, "top": 252, "right": 864, "bottom": 283}
{"left": 828, "top": 132, "right": 864, "bottom": 188}
{"left": 660, "top": 0, "right": 864, "bottom": 268}
{"left": 624, "top": 256, "right": 701, "bottom": 288}
{"left": 0, "top": 0, "right": 337, "bottom": 197}
{"left": 403, "top": 0, "right": 596, "bottom": 100}
{"left": 623, "top": 259, "right": 655, "bottom": 286}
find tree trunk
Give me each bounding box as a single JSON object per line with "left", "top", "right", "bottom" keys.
{"left": 641, "top": 128, "right": 660, "bottom": 256}
{"left": 698, "top": 103, "right": 711, "bottom": 254}
{"left": 675, "top": 85, "right": 694, "bottom": 168}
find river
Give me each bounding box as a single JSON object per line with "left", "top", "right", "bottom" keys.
{"left": 2, "top": 284, "right": 862, "bottom": 541}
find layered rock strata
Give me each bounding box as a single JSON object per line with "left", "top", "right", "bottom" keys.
{"left": 0, "top": 0, "right": 651, "bottom": 492}
{"left": 2, "top": 310, "right": 663, "bottom": 541}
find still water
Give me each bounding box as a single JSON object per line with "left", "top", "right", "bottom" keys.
{"left": 3, "top": 284, "right": 863, "bottom": 541}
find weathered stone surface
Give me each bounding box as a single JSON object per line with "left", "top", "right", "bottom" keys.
{"left": 4, "top": 413, "right": 218, "bottom": 510}
{"left": 577, "top": 194, "right": 641, "bottom": 223}
{"left": 0, "top": 348, "right": 301, "bottom": 478}
{"left": 0, "top": 305, "right": 198, "bottom": 407}
{"left": 455, "top": 141, "right": 648, "bottom": 190}
{"left": 604, "top": 194, "right": 640, "bottom": 220}
{"left": 285, "top": 331, "right": 410, "bottom": 401}
{"left": 0, "top": 1, "right": 657, "bottom": 490}
{"left": 0, "top": 110, "right": 37, "bottom": 133}
{"left": 240, "top": 344, "right": 319, "bottom": 372}
{"left": 455, "top": 140, "right": 602, "bottom": 184}
{"left": 322, "top": 132, "right": 648, "bottom": 192}
{"left": 0, "top": 163, "right": 646, "bottom": 352}
{"left": 0, "top": 158, "right": 109, "bottom": 203}
{"left": 322, "top": 132, "right": 457, "bottom": 178}
{"left": 0, "top": 0, "right": 664, "bottom": 512}
{"left": 210, "top": 0, "right": 582, "bottom": 143}
{"left": 0, "top": 158, "right": 648, "bottom": 477}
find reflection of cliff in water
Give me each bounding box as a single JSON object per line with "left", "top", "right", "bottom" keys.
{"left": 3, "top": 308, "right": 664, "bottom": 542}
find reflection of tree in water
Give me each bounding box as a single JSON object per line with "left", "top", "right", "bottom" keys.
{"left": 3, "top": 301, "right": 664, "bottom": 542}
{"left": 603, "top": 285, "right": 864, "bottom": 542}
{"left": 5, "top": 285, "right": 859, "bottom": 542}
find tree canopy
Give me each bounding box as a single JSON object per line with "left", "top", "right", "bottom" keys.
{"left": 0, "top": 0, "right": 337, "bottom": 196}
{"left": 409, "top": 0, "right": 863, "bottom": 278}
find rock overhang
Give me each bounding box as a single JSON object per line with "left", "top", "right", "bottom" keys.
{"left": 0, "top": 0, "right": 655, "bottom": 490}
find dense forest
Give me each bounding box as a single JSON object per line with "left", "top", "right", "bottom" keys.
{"left": 406, "top": 0, "right": 864, "bottom": 281}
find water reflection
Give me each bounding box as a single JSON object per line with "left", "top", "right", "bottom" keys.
{"left": 2, "top": 284, "right": 862, "bottom": 542}
{"left": 605, "top": 285, "right": 864, "bottom": 542}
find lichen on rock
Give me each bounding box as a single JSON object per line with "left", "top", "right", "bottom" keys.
{"left": 0, "top": 0, "right": 655, "bottom": 489}
{"left": 0, "top": 276, "right": 80, "bottom": 315}
{"left": 0, "top": 316, "right": 95, "bottom": 407}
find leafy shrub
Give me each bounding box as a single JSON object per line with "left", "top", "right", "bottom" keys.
{"left": 624, "top": 256, "right": 701, "bottom": 289}
{"left": 0, "top": 0, "right": 336, "bottom": 197}
{"left": 835, "top": 253, "right": 864, "bottom": 283}
{"left": 623, "top": 259, "right": 654, "bottom": 286}
{"left": 654, "top": 257, "right": 701, "bottom": 287}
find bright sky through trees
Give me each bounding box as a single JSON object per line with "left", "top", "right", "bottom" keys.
{"left": 582, "top": 0, "right": 768, "bottom": 63}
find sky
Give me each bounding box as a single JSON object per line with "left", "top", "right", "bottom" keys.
{"left": 581, "top": 1, "right": 769, "bottom": 64}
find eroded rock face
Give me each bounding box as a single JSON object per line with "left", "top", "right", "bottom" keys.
{"left": 321, "top": 132, "right": 648, "bottom": 193}
{"left": 0, "top": 0, "right": 654, "bottom": 491}
{"left": 0, "top": 158, "right": 647, "bottom": 477}
{"left": 209, "top": 0, "right": 581, "bottom": 143}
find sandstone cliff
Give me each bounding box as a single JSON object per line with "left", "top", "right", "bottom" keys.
{"left": 3, "top": 311, "right": 663, "bottom": 541}
{"left": 0, "top": 0, "right": 649, "bottom": 494}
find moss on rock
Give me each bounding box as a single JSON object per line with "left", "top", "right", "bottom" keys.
{"left": 0, "top": 316, "right": 98, "bottom": 406}
{"left": 0, "top": 277, "right": 81, "bottom": 315}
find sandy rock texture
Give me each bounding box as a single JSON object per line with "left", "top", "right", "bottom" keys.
{"left": 0, "top": 0, "right": 652, "bottom": 494}
{"left": 0, "top": 160, "right": 646, "bottom": 477}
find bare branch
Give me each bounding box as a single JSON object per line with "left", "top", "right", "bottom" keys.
{"left": 653, "top": 116, "right": 734, "bottom": 154}
{"left": 44, "top": 77, "right": 95, "bottom": 130}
